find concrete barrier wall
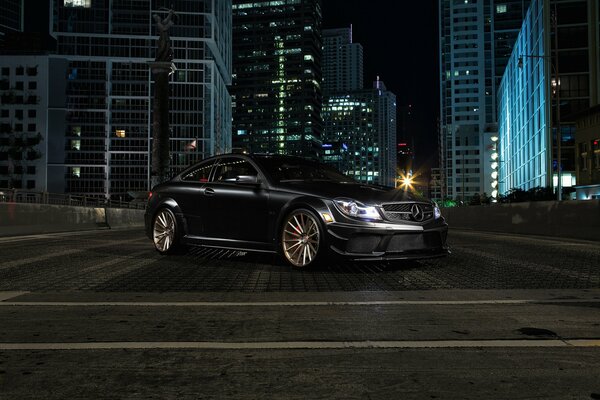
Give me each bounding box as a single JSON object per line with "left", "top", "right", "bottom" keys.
{"left": 2, "top": 201, "right": 599, "bottom": 241}
{"left": 442, "top": 200, "right": 600, "bottom": 241}
{"left": 0, "top": 203, "right": 144, "bottom": 237}
{"left": 105, "top": 208, "right": 146, "bottom": 230}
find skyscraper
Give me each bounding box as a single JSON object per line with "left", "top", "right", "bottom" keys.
{"left": 322, "top": 84, "right": 397, "bottom": 186}
{"left": 45, "top": 0, "right": 231, "bottom": 198}
{"left": 321, "top": 26, "right": 396, "bottom": 186}
{"left": 231, "top": 0, "right": 323, "bottom": 158}
{"left": 322, "top": 27, "right": 363, "bottom": 93}
{"left": 439, "top": 0, "right": 530, "bottom": 201}
{"left": 497, "top": 0, "right": 599, "bottom": 197}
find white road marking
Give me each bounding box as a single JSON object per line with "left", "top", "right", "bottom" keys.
{"left": 0, "top": 292, "right": 29, "bottom": 301}
{"left": 0, "top": 228, "right": 141, "bottom": 244}
{"left": 2, "top": 299, "right": 600, "bottom": 307}
{"left": 1, "top": 339, "right": 600, "bottom": 350}
{"left": 0, "top": 237, "right": 147, "bottom": 270}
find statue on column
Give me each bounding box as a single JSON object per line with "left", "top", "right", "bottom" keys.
{"left": 153, "top": 9, "right": 176, "bottom": 63}
{"left": 149, "top": 8, "right": 177, "bottom": 188}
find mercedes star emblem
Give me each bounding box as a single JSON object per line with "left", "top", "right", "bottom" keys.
{"left": 411, "top": 204, "right": 424, "bottom": 221}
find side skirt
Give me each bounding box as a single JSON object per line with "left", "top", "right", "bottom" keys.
{"left": 183, "top": 235, "right": 276, "bottom": 254}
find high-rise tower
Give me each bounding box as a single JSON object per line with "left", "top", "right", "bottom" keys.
{"left": 322, "top": 27, "right": 363, "bottom": 93}
{"left": 497, "top": 0, "right": 599, "bottom": 198}
{"left": 231, "top": 0, "right": 323, "bottom": 158}
{"left": 46, "top": 0, "right": 231, "bottom": 198}
{"left": 321, "top": 26, "right": 396, "bottom": 186}
{"left": 439, "top": 0, "right": 530, "bottom": 200}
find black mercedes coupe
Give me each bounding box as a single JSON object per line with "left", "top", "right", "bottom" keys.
{"left": 145, "top": 153, "right": 449, "bottom": 267}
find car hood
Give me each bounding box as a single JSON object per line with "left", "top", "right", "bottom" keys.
{"left": 273, "top": 181, "right": 431, "bottom": 205}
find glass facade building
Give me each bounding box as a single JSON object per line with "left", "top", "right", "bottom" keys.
{"left": 439, "top": 0, "right": 530, "bottom": 201}
{"left": 321, "top": 27, "right": 396, "bottom": 187}
{"left": 322, "top": 27, "right": 363, "bottom": 93}
{"left": 231, "top": 0, "right": 323, "bottom": 158}
{"left": 49, "top": 0, "right": 232, "bottom": 199}
{"left": 497, "top": 0, "right": 549, "bottom": 195}
{"left": 497, "top": 0, "right": 600, "bottom": 196}
{"left": 322, "top": 80, "right": 396, "bottom": 186}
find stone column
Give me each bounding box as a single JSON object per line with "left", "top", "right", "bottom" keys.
{"left": 148, "top": 61, "right": 173, "bottom": 188}
{"left": 148, "top": 9, "right": 176, "bottom": 189}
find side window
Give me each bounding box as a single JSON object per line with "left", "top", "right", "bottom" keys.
{"left": 181, "top": 160, "right": 214, "bottom": 182}
{"left": 212, "top": 158, "right": 258, "bottom": 183}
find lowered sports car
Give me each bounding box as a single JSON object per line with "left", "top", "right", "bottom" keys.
{"left": 145, "top": 153, "right": 449, "bottom": 267}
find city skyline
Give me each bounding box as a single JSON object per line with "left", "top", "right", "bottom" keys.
{"left": 3, "top": 1, "right": 599, "bottom": 201}
{"left": 11, "top": 0, "right": 440, "bottom": 166}
{"left": 322, "top": 0, "right": 440, "bottom": 174}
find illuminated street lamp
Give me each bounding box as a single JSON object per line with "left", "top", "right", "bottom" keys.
{"left": 489, "top": 133, "right": 503, "bottom": 202}
{"left": 397, "top": 171, "right": 414, "bottom": 190}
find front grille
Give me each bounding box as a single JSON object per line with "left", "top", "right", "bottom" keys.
{"left": 382, "top": 203, "right": 412, "bottom": 213}
{"left": 387, "top": 232, "right": 442, "bottom": 253}
{"left": 382, "top": 202, "right": 434, "bottom": 223}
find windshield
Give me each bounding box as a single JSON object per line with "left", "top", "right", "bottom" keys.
{"left": 255, "top": 157, "right": 356, "bottom": 184}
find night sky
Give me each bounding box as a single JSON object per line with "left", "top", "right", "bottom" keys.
{"left": 322, "top": 0, "right": 440, "bottom": 174}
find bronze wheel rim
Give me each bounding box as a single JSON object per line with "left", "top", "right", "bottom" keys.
{"left": 282, "top": 211, "right": 320, "bottom": 267}
{"left": 153, "top": 209, "right": 175, "bottom": 252}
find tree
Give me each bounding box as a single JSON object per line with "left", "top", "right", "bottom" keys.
{"left": 469, "top": 193, "right": 481, "bottom": 205}
{"left": 480, "top": 192, "right": 491, "bottom": 205}
{"left": 1, "top": 128, "right": 43, "bottom": 189}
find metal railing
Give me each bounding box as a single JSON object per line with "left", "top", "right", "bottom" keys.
{"left": 0, "top": 188, "right": 146, "bottom": 210}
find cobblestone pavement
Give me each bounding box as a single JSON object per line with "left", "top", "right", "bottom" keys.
{"left": 2, "top": 228, "right": 600, "bottom": 400}
{"left": 0, "top": 228, "right": 598, "bottom": 292}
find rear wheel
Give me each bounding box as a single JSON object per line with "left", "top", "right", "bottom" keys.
{"left": 152, "top": 208, "right": 180, "bottom": 254}
{"left": 281, "top": 209, "right": 323, "bottom": 268}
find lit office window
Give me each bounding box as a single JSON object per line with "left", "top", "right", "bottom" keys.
{"left": 496, "top": 4, "right": 507, "bottom": 13}
{"left": 64, "top": 0, "right": 91, "bottom": 7}
{"left": 115, "top": 129, "right": 126, "bottom": 138}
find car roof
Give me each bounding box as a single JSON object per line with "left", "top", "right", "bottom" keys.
{"left": 176, "top": 153, "right": 318, "bottom": 178}
{"left": 247, "top": 153, "right": 319, "bottom": 162}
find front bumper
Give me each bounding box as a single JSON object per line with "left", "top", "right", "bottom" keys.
{"left": 326, "top": 220, "right": 449, "bottom": 261}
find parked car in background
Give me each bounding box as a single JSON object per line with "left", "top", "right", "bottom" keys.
{"left": 145, "top": 153, "right": 449, "bottom": 267}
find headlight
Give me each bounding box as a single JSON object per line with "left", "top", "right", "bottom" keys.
{"left": 333, "top": 198, "right": 381, "bottom": 221}
{"left": 434, "top": 205, "right": 442, "bottom": 219}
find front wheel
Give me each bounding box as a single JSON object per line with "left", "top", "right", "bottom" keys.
{"left": 152, "top": 208, "right": 181, "bottom": 254}
{"left": 281, "top": 209, "right": 323, "bottom": 268}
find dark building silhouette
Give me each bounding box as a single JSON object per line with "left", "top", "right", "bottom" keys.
{"left": 231, "top": 0, "right": 323, "bottom": 158}
{"left": 0, "top": 0, "right": 23, "bottom": 44}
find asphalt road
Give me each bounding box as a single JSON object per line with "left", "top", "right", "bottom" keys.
{"left": 1, "top": 228, "right": 599, "bottom": 399}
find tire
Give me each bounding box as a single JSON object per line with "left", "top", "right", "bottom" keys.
{"left": 152, "top": 208, "right": 181, "bottom": 255}
{"left": 280, "top": 208, "right": 324, "bottom": 268}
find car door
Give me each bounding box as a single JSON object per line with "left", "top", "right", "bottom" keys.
{"left": 200, "top": 156, "right": 269, "bottom": 245}
{"left": 176, "top": 159, "right": 215, "bottom": 236}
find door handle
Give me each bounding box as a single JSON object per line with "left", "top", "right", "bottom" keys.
{"left": 204, "top": 187, "right": 215, "bottom": 196}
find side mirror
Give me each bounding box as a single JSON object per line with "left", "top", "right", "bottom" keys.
{"left": 235, "top": 175, "right": 260, "bottom": 185}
